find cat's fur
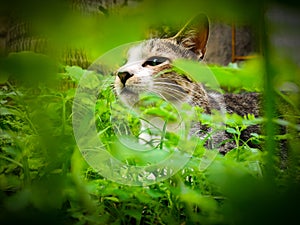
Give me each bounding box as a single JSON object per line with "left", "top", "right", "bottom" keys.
{"left": 114, "top": 14, "right": 260, "bottom": 153}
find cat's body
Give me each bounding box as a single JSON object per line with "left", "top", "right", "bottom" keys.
{"left": 114, "top": 14, "right": 260, "bottom": 153}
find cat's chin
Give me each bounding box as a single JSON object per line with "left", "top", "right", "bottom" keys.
{"left": 119, "top": 87, "right": 139, "bottom": 96}
{"left": 118, "top": 88, "right": 139, "bottom": 107}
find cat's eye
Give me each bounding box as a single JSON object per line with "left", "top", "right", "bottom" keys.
{"left": 142, "top": 56, "right": 169, "bottom": 67}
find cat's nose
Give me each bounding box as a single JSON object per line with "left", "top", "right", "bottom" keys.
{"left": 117, "top": 71, "right": 133, "bottom": 85}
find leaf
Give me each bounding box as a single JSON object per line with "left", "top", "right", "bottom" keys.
{"left": 226, "top": 127, "right": 239, "bottom": 135}
{"left": 143, "top": 107, "right": 177, "bottom": 121}
{"left": 146, "top": 189, "right": 164, "bottom": 198}
{"left": 2, "top": 146, "right": 20, "bottom": 156}
{"left": 65, "top": 66, "right": 85, "bottom": 82}
{"left": 0, "top": 71, "right": 9, "bottom": 84}
{"left": 173, "top": 59, "right": 221, "bottom": 91}
{"left": 273, "top": 118, "right": 300, "bottom": 131}
{"left": 0, "top": 107, "right": 23, "bottom": 117}
{"left": 1, "top": 52, "right": 58, "bottom": 86}
{"left": 104, "top": 196, "right": 120, "bottom": 203}
{"left": 180, "top": 184, "right": 218, "bottom": 212}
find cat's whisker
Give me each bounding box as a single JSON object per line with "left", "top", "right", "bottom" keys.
{"left": 151, "top": 87, "right": 187, "bottom": 103}
{"left": 153, "top": 78, "right": 204, "bottom": 96}
{"left": 153, "top": 81, "right": 189, "bottom": 92}
{"left": 152, "top": 85, "right": 187, "bottom": 100}
{"left": 152, "top": 81, "right": 191, "bottom": 97}
{"left": 151, "top": 88, "right": 180, "bottom": 102}
{"left": 145, "top": 89, "right": 171, "bottom": 102}
{"left": 153, "top": 78, "right": 192, "bottom": 89}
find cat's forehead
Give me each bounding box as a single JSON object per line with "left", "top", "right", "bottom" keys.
{"left": 126, "top": 39, "right": 197, "bottom": 62}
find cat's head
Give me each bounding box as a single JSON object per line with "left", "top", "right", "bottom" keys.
{"left": 114, "top": 14, "right": 209, "bottom": 107}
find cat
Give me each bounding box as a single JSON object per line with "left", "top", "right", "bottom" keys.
{"left": 113, "top": 14, "right": 260, "bottom": 153}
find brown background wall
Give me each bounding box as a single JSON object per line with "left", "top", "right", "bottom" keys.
{"left": 205, "top": 22, "right": 256, "bottom": 65}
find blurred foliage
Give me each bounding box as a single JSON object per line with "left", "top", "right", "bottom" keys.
{"left": 0, "top": 0, "right": 267, "bottom": 62}
{"left": 0, "top": 0, "right": 300, "bottom": 224}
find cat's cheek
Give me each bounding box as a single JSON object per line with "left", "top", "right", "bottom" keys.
{"left": 114, "top": 79, "right": 124, "bottom": 95}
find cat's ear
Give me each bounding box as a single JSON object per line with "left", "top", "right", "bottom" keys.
{"left": 171, "top": 14, "right": 209, "bottom": 60}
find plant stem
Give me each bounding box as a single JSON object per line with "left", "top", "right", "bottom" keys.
{"left": 260, "top": 5, "right": 277, "bottom": 180}
{"left": 0, "top": 155, "right": 23, "bottom": 168}
{"left": 235, "top": 127, "right": 241, "bottom": 161}
{"left": 159, "top": 119, "right": 168, "bottom": 150}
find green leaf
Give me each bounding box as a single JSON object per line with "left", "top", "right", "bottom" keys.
{"left": 65, "top": 66, "right": 85, "bottom": 82}
{"left": 173, "top": 59, "right": 221, "bottom": 91}
{"left": 143, "top": 107, "right": 177, "bottom": 121}
{"left": 1, "top": 52, "right": 58, "bottom": 86}
{"left": 104, "top": 196, "right": 120, "bottom": 203}
{"left": 226, "top": 127, "right": 239, "bottom": 135}
{"left": 0, "top": 107, "right": 23, "bottom": 117}
{"left": 146, "top": 189, "right": 164, "bottom": 198}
